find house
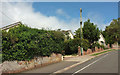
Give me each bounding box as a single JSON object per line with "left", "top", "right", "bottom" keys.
{"left": 112, "top": 42, "right": 119, "bottom": 48}
{"left": 1, "top": 21, "right": 22, "bottom": 32}
{"left": 62, "top": 30, "right": 74, "bottom": 40}
{"left": 98, "top": 33, "right": 106, "bottom": 47}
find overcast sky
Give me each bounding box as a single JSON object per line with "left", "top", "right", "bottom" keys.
{"left": 0, "top": 1, "right": 119, "bottom": 32}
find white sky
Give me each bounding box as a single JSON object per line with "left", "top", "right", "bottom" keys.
{"left": 0, "top": 0, "right": 119, "bottom": 32}
{"left": 1, "top": 2, "right": 80, "bottom": 32}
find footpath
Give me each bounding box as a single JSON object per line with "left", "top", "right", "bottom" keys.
{"left": 21, "top": 54, "right": 95, "bottom": 73}
{"left": 64, "top": 47, "right": 119, "bottom": 61}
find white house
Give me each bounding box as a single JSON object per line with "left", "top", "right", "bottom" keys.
{"left": 62, "top": 30, "right": 74, "bottom": 40}
{"left": 1, "top": 22, "right": 22, "bottom": 32}
{"left": 98, "top": 33, "right": 106, "bottom": 46}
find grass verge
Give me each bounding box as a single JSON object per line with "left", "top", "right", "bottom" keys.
{"left": 91, "top": 49, "right": 116, "bottom": 56}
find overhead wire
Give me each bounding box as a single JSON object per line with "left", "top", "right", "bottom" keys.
{"left": 0, "top": 10, "right": 15, "bottom": 22}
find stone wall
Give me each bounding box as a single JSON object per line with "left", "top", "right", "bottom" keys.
{"left": 1, "top": 53, "right": 62, "bottom": 73}
{"left": 112, "top": 43, "right": 118, "bottom": 48}
{"left": 78, "top": 46, "right": 81, "bottom": 56}
{"left": 78, "top": 46, "right": 105, "bottom": 56}
{"left": 86, "top": 49, "right": 92, "bottom": 54}
{"left": 107, "top": 44, "right": 110, "bottom": 48}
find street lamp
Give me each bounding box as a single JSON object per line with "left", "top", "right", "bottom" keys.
{"left": 80, "top": 8, "right": 83, "bottom": 55}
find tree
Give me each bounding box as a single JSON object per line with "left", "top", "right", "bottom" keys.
{"left": 74, "top": 19, "right": 100, "bottom": 45}
{"left": 83, "top": 19, "right": 100, "bottom": 44}
{"left": 74, "top": 28, "right": 81, "bottom": 38}
{"left": 103, "top": 18, "right": 120, "bottom": 46}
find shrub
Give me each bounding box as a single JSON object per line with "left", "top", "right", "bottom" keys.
{"left": 63, "top": 38, "right": 90, "bottom": 55}
{"left": 69, "top": 38, "right": 81, "bottom": 54}
{"left": 100, "top": 45, "right": 105, "bottom": 50}
{"left": 2, "top": 24, "right": 65, "bottom": 62}
{"left": 81, "top": 39, "right": 90, "bottom": 51}
{"left": 91, "top": 42, "right": 100, "bottom": 49}
{"left": 90, "top": 42, "right": 101, "bottom": 52}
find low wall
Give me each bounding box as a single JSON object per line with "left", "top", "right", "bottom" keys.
{"left": 86, "top": 49, "right": 92, "bottom": 54}
{"left": 78, "top": 46, "right": 105, "bottom": 56}
{"left": 1, "top": 53, "right": 62, "bottom": 73}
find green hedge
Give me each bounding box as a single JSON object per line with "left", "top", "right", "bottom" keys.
{"left": 91, "top": 42, "right": 100, "bottom": 49}
{"left": 100, "top": 45, "right": 105, "bottom": 50}
{"left": 64, "top": 38, "right": 90, "bottom": 55}
{"left": 2, "top": 24, "right": 64, "bottom": 61}
{"left": 90, "top": 42, "right": 106, "bottom": 51}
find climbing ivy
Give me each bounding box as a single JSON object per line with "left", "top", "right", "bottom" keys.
{"left": 2, "top": 24, "right": 64, "bottom": 61}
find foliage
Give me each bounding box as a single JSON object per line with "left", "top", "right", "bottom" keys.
{"left": 100, "top": 45, "right": 105, "bottom": 50}
{"left": 90, "top": 42, "right": 106, "bottom": 51}
{"left": 74, "top": 28, "right": 81, "bottom": 38}
{"left": 0, "top": 54, "right": 1, "bottom": 64}
{"left": 83, "top": 19, "right": 100, "bottom": 44}
{"left": 2, "top": 24, "right": 65, "bottom": 61}
{"left": 91, "top": 42, "right": 101, "bottom": 49}
{"left": 63, "top": 38, "right": 90, "bottom": 55}
{"left": 102, "top": 18, "right": 120, "bottom": 46}
{"left": 0, "top": 30, "right": 1, "bottom": 54}
{"left": 74, "top": 19, "right": 100, "bottom": 45}
{"left": 63, "top": 40, "right": 71, "bottom": 55}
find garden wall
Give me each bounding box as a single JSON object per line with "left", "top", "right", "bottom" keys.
{"left": 1, "top": 53, "right": 63, "bottom": 73}
{"left": 78, "top": 46, "right": 104, "bottom": 56}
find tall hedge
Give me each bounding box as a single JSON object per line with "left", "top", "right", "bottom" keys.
{"left": 64, "top": 38, "right": 90, "bottom": 55}
{"left": 2, "top": 24, "right": 64, "bottom": 61}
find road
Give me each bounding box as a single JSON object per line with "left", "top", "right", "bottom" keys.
{"left": 63, "top": 50, "right": 118, "bottom": 74}
{"left": 17, "top": 49, "right": 118, "bottom": 75}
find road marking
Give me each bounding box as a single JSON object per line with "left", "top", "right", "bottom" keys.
{"left": 72, "top": 54, "right": 108, "bottom": 75}
{"left": 50, "top": 57, "right": 95, "bottom": 75}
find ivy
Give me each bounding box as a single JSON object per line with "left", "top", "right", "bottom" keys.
{"left": 2, "top": 24, "right": 64, "bottom": 61}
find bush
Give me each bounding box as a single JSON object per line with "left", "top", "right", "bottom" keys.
{"left": 100, "top": 45, "right": 105, "bottom": 50}
{"left": 64, "top": 38, "right": 90, "bottom": 55}
{"left": 90, "top": 42, "right": 101, "bottom": 52}
{"left": 69, "top": 38, "right": 81, "bottom": 54}
{"left": 81, "top": 39, "right": 90, "bottom": 51}
{"left": 2, "top": 24, "right": 65, "bottom": 61}
{"left": 118, "top": 41, "right": 120, "bottom": 46}
{"left": 63, "top": 40, "right": 71, "bottom": 55}
{"left": 91, "top": 42, "right": 100, "bottom": 49}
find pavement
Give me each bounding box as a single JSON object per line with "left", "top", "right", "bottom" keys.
{"left": 17, "top": 51, "right": 95, "bottom": 74}
{"left": 14, "top": 48, "right": 119, "bottom": 75}
{"left": 20, "top": 55, "right": 94, "bottom": 73}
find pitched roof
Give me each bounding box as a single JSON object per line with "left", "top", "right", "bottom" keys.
{"left": 62, "top": 30, "right": 74, "bottom": 35}
{"left": 1, "top": 21, "right": 22, "bottom": 30}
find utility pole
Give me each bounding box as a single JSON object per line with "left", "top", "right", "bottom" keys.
{"left": 116, "top": 35, "right": 118, "bottom": 49}
{"left": 80, "top": 8, "right": 83, "bottom": 55}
